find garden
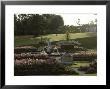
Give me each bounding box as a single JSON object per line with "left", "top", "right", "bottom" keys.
{"left": 14, "top": 14, "right": 97, "bottom": 76}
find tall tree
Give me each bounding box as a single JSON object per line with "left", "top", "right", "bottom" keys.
{"left": 14, "top": 14, "right": 64, "bottom": 36}
{"left": 49, "top": 15, "right": 64, "bottom": 35}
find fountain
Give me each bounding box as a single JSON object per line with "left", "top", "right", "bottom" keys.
{"left": 46, "top": 40, "right": 52, "bottom": 54}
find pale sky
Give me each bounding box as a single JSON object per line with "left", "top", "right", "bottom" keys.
{"left": 56, "top": 13, "right": 97, "bottom": 26}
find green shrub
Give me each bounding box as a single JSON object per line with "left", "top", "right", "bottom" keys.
{"left": 14, "top": 59, "right": 78, "bottom": 75}
{"left": 78, "top": 61, "right": 97, "bottom": 74}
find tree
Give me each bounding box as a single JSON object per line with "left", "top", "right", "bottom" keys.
{"left": 49, "top": 15, "right": 64, "bottom": 35}
{"left": 14, "top": 14, "right": 64, "bottom": 36}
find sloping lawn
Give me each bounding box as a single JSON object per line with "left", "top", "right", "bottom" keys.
{"left": 35, "top": 32, "right": 96, "bottom": 42}
{"left": 15, "top": 32, "right": 97, "bottom": 49}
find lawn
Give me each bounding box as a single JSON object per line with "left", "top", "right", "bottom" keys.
{"left": 35, "top": 32, "right": 96, "bottom": 42}
{"left": 76, "top": 37, "right": 97, "bottom": 49}
{"left": 71, "top": 61, "right": 90, "bottom": 68}
{"left": 15, "top": 32, "right": 97, "bottom": 50}
{"left": 82, "top": 74, "right": 97, "bottom": 76}
{"left": 74, "top": 73, "right": 97, "bottom": 76}
{"left": 14, "top": 35, "right": 42, "bottom": 47}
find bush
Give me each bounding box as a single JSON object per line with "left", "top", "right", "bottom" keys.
{"left": 15, "top": 53, "right": 50, "bottom": 60}
{"left": 38, "top": 41, "right": 47, "bottom": 46}
{"left": 73, "top": 52, "right": 97, "bottom": 61}
{"left": 14, "top": 46, "right": 38, "bottom": 53}
{"left": 78, "top": 61, "right": 97, "bottom": 74}
{"left": 14, "top": 59, "right": 78, "bottom": 75}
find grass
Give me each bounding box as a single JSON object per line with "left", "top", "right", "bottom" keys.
{"left": 15, "top": 32, "right": 97, "bottom": 49}
{"left": 15, "top": 36, "right": 40, "bottom": 46}
{"left": 71, "top": 61, "right": 90, "bottom": 68}
{"left": 76, "top": 37, "right": 97, "bottom": 49}
{"left": 35, "top": 32, "right": 96, "bottom": 42}
{"left": 74, "top": 73, "right": 97, "bottom": 76}
{"left": 82, "top": 74, "right": 97, "bottom": 76}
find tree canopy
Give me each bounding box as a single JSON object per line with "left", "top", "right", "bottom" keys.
{"left": 14, "top": 14, "right": 64, "bottom": 36}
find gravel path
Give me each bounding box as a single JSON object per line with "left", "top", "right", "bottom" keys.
{"left": 72, "top": 67, "right": 85, "bottom": 75}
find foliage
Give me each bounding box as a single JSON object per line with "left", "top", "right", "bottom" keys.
{"left": 14, "top": 46, "right": 38, "bottom": 53}
{"left": 73, "top": 52, "right": 97, "bottom": 61}
{"left": 14, "top": 14, "right": 64, "bottom": 36}
{"left": 78, "top": 60, "right": 97, "bottom": 74}
{"left": 14, "top": 58, "right": 78, "bottom": 75}
{"left": 14, "top": 14, "right": 97, "bottom": 36}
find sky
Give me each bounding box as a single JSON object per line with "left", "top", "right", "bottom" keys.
{"left": 56, "top": 13, "right": 97, "bottom": 26}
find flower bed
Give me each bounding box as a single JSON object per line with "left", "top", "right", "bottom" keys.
{"left": 14, "top": 58, "right": 78, "bottom": 75}
{"left": 14, "top": 46, "right": 38, "bottom": 53}
{"left": 73, "top": 52, "right": 97, "bottom": 61}
{"left": 14, "top": 53, "right": 49, "bottom": 60}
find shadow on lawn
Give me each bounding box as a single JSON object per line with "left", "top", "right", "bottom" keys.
{"left": 75, "top": 36, "right": 97, "bottom": 50}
